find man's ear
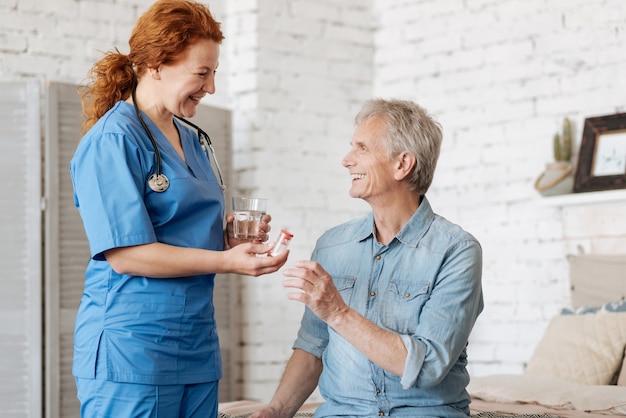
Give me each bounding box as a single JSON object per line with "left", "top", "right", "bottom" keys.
{"left": 394, "top": 152, "right": 416, "bottom": 181}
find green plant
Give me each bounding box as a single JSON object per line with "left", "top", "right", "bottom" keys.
{"left": 553, "top": 117, "right": 572, "bottom": 162}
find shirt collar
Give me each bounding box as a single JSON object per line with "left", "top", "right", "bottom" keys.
{"left": 356, "top": 196, "right": 435, "bottom": 247}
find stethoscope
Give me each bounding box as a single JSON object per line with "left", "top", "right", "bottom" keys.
{"left": 131, "top": 87, "right": 225, "bottom": 193}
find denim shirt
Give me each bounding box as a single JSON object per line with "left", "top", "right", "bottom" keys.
{"left": 293, "top": 197, "right": 483, "bottom": 417}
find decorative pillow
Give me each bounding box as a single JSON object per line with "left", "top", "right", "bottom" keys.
{"left": 618, "top": 348, "right": 626, "bottom": 387}
{"left": 560, "top": 299, "right": 626, "bottom": 315}
{"left": 524, "top": 312, "right": 626, "bottom": 385}
{"left": 559, "top": 299, "right": 626, "bottom": 385}
{"left": 468, "top": 374, "right": 626, "bottom": 414}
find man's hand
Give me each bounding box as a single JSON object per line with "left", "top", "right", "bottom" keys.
{"left": 282, "top": 260, "right": 349, "bottom": 326}
{"left": 283, "top": 261, "right": 407, "bottom": 377}
{"left": 249, "top": 406, "right": 279, "bottom": 418}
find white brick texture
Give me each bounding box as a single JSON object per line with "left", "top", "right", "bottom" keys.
{"left": 2, "top": 0, "right": 626, "bottom": 403}
{"left": 372, "top": 0, "right": 626, "bottom": 383}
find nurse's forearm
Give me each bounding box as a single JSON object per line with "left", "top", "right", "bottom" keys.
{"left": 104, "top": 241, "right": 279, "bottom": 278}
{"left": 104, "top": 243, "right": 224, "bottom": 277}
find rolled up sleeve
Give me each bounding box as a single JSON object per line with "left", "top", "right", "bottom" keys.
{"left": 401, "top": 239, "right": 483, "bottom": 389}
{"left": 399, "top": 334, "right": 426, "bottom": 389}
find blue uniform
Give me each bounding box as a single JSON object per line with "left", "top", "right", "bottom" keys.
{"left": 70, "top": 101, "right": 225, "bottom": 388}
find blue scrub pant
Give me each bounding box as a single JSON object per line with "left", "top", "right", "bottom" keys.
{"left": 75, "top": 377, "right": 219, "bottom": 418}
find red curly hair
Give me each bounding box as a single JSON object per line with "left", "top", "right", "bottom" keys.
{"left": 79, "top": 0, "right": 224, "bottom": 133}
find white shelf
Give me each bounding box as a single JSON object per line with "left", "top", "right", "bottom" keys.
{"left": 540, "top": 189, "right": 626, "bottom": 207}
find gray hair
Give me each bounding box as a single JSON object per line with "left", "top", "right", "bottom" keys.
{"left": 355, "top": 98, "right": 442, "bottom": 195}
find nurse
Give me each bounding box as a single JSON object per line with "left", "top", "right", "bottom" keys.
{"left": 69, "top": 1, "right": 289, "bottom": 417}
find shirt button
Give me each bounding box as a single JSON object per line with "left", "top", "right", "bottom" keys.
{"left": 370, "top": 291, "right": 376, "bottom": 297}
{"left": 405, "top": 292, "right": 410, "bottom": 298}
{"left": 376, "top": 388, "right": 381, "bottom": 394}
{"left": 378, "top": 412, "right": 385, "bottom": 416}
{"left": 375, "top": 255, "right": 381, "bottom": 260}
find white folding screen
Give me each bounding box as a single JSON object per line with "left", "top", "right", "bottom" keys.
{"left": 0, "top": 81, "right": 235, "bottom": 418}
{"left": 0, "top": 81, "right": 43, "bottom": 417}
{"left": 44, "top": 81, "right": 87, "bottom": 418}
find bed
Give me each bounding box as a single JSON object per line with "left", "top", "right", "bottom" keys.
{"left": 219, "top": 254, "right": 626, "bottom": 418}
{"left": 468, "top": 253, "right": 626, "bottom": 417}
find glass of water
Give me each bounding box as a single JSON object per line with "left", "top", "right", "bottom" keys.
{"left": 231, "top": 196, "right": 269, "bottom": 240}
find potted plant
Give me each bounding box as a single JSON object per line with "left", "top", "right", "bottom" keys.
{"left": 534, "top": 118, "right": 575, "bottom": 196}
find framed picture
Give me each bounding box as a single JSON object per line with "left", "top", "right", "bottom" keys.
{"left": 573, "top": 112, "right": 626, "bottom": 193}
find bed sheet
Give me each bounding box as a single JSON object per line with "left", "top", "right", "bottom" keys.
{"left": 471, "top": 398, "right": 617, "bottom": 418}
{"left": 219, "top": 400, "right": 605, "bottom": 418}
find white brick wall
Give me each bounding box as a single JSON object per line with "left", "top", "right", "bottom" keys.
{"left": 224, "top": 0, "right": 373, "bottom": 401}
{"left": 3, "top": 0, "right": 626, "bottom": 405}
{"left": 371, "top": 0, "right": 626, "bottom": 380}
{"left": 0, "top": 0, "right": 151, "bottom": 81}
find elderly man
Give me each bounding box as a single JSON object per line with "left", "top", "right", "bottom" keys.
{"left": 252, "top": 98, "right": 483, "bottom": 418}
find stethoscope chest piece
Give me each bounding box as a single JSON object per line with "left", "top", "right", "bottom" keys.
{"left": 148, "top": 173, "right": 170, "bottom": 192}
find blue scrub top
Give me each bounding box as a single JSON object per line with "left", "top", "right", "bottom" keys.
{"left": 70, "top": 101, "right": 225, "bottom": 385}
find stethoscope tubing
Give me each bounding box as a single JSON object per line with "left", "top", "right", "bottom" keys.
{"left": 173, "top": 115, "right": 226, "bottom": 190}
{"left": 131, "top": 86, "right": 225, "bottom": 192}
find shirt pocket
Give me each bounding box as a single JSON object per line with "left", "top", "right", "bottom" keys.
{"left": 381, "top": 280, "right": 430, "bottom": 335}
{"left": 334, "top": 275, "right": 357, "bottom": 305}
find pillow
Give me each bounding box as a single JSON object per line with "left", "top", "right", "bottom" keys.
{"left": 618, "top": 347, "right": 626, "bottom": 387}
{"left": 524, "top": 312, "right": 626, "bottom": 385}
{"left": 560, "top": 299, "right": 626, "bottom": 315}
{"left": 559, "top": 300, "right": 626, "bottom": 385}
{"left": 567, "top": 254, "right": 626, "bottom": 308}
{"left": 468, "top": 374, "right": 626, "bottom": 414}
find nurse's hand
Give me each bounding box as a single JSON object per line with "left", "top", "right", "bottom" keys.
{"left": 224, "top": 213, "right": 271, "bottom": 249}
{"left": 224, "top": 241, "right": 289, "bottom": 277}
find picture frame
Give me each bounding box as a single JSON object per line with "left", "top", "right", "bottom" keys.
{"left": 573, "top": 112, "right": 626, "bottom": 193}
